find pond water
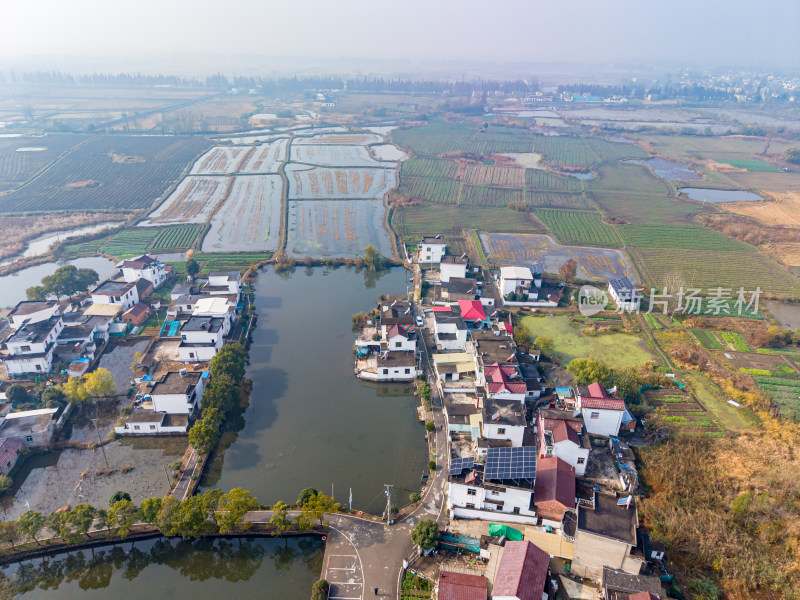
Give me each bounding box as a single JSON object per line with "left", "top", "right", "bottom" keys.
{"left": 19, "top": 222, "right": 123, "bottom": 259}
{"left": 555, "top": 170, "right": 595, "bottom": 179}
{"left": 2, "top": 536, "right": 323, "bottom": 599}
{"left": 627, "top": 157, "right": 702, "bottom": 181}
{"left": 202, "top": 266, "right": 427, "bottom": 512}
{"left": 764, "top": 300, "right": 800, "bottom": 329}
{"left": 678, "top": 188, "right": 762, "bottom": 204}
{"left": 0, "top": 257, "right": 118, "bottom": 308}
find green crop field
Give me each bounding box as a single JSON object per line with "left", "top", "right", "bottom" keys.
{"left": 530, "top": 209, "right": 622, "bottom": 247}
{"left": 629, "top": 247, "right": 800, "bottom": 297}
{"left": 392, "top": 204, "right": 545, "bottom": 236}
{"left": 399, "top": 158, "right": 459, "bottom": 179}
{"left": 459, "top": 185, "right": 524, "bottom": 207}
{"left": 691, "top": 329, "right": 724, "bottom": 349}
{"left": 392, "top": 122, "right": 533, "bottom": 157}
{"left": 591, "top": 191, "right": 707, "bottom": 226}
{"left": 718, "top": 159, "right": 779, "bottom": 172}
{"left": 396, "top": 177, "right": 460, "bottom": 204}
{"left": 532, "top": 136, "right": 646, "bottom": 168}
{"left": 149, "top": 225, "right": 203, "bottom": 252}
{"left": 721, "top": 331, "right": 751, "bottom": 352}
{"left": 618, "top": 224, "right": 755, "bottom": 252}
{"left": 588, "top": 163, "right": 673, "bottom": 195}
{"left": 100, "top": 229, "right": 161, "bottom": 256}
{"left": 525, "top": 169, "right": 584, "bottom": 192}
{"left": 526, "top": 190, "right": 589, "bottom": 209}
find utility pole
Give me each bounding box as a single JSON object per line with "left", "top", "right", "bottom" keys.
{"left": 384, "top": 484, "right": 393, "bottom": 525}
{"left": 91, "top": 418, "right": 109, "bottom": 468}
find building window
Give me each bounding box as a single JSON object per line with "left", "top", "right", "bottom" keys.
{"left": 133, "top": 426, "right": 140, "bottom": 431}
{"left": 383, "top": 369, "right": 389, "bottom": 375}
{"left": 35, "top": 365, "right": 42, "bottom": 371}
{"left": 149, "top": 425, "right": 156, "bottom": 430}
{"left": 590, "top": 411, "right": 600, "bottom": 419}
{"left": 404, "top": 368, "right": 410, "bottom": 374}
{"left": 395, "top": 342, "right": 402, "bottom": 348}
{"left": 491, "top": 490, "right": 500, "bottom": 496}
{"left": 25, "top": 436, "right": 33, "bottom": 443}
{"left": 577, "top": 457, "right": 585, "bottom": 464}
{"left": 189, "top": 352, "right": 195, "bottom": 359}
{"left": 20, "top": 345, "right": 31, "bottom": 353}
{"left": 512, "top": 507, "right": 520, "bottom": 514}
{"left": 467, "top": 488, "right": 477, "bottom": 496}
{"left": 466, "top": 503, "right": 475, "bottom": 509}
{"left": 497, "top": 428, "right": 506, "bottom": 435}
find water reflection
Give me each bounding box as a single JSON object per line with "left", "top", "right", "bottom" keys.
{"left": 2, "top": 536, "right": 323, "bottom": 598}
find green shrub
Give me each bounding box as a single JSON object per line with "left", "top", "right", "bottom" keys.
{"left": 428, "top": 460, "right": 436, "bottom": 470}
{"left": 409, "top": 492, "right": 421, "bottom": 503}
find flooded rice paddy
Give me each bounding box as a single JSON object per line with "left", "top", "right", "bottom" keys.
{"left": 679, "top": 187, "right": 762, "bottom": 203}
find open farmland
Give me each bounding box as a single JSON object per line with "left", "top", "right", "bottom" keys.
{"left": 190, "top": 146, "right": 251, "bottom": 174}
{"left": 462, "top": 164, "right": 525, "bottom": 187}
{"left": 238, "top": 139, "right": 288, "bottom": 173}
{"left": 643, "top": 389, "right": 724, "bottom": 434}
{"left": 0, "top": 135, "right": 210, "bottom": 213}
{"left": 286, "top": 164, "right": 396, "bottom": 199}
{"left": 291, "top": 144, "right": 388, "bottom": 167}
{"left": 530, "top": 209, "right": 622, "bottom": 247}
{"left": 202, "top": 175, "right": 282, "bottom": 252}
{"left": 721, "top": 159, "right": 779, "bottom": 172}
{"left": 140, "top": 176, "right": 230, "bottom": 226}
{"left": 294, "top": 133, "right": 384, "bottom": 145}
{"left": 629, "top": 246, "right": 800, "bottom": 297}
{"left": 287, "top": 199, "right": 391, "bottom": 257}
{"left": 100, "top": 228, "right": 161, "bottom": 255}
{"left": 99, "top": 224, "right": 202, "bottom": 257}
{"left": 393, "top": 205, "right": 546, "bottom": 237}
{"left": 480, "top": 232, "right": 637, "bottom": 281}
{"left": 618, "top": 224, "right": 755, "bottom": 251}
{"left": 149, "top": 224, "right": 203, "bottom": 252}
{"left": 0, "top": 133, "right": 86, "bottom": 188}
{"left": 720, "top": 191, "right": 800, "bottom": 227}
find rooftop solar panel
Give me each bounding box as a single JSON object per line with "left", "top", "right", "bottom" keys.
{"left": 484, "top": 446, "right": 536, "bottom": 480}
{"left": 449, "top": 456, "right": 475, "bottom": 476}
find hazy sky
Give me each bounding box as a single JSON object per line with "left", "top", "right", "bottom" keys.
{"left": 1, "top": 0, "right": 798, "bottom": 73}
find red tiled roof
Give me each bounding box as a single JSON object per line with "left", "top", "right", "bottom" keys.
{"left": 551, "top": 419, "right": 579, "bottom": 445}
{"left": 493, "top": 540, "right": 549, "bottom": 600}
{"left": 485, "top": 363, "right": 527, "bottom": 395}
{"left": 457, "top": 300, "right": 486, "bottom": 322}
{"left": 432, "top": 306, "right": 452, "bottom": 312}
{"left": 534, "top": 456, "right": 576, "bottom": 518}
{"left": 123, "top": 303, "right": 151, "bottom": 318}
{"left": 387, "top": 324, "right": 408, "bottom": 339}
{"left": 629, "top": 594, "right": 660, "bottom": 600}
{"left": 587, "top": 382, "right": 609, "bottom": 398}
{"left": 438, "top": 571, "right": 487, "bottom": 600}
{"left": 580, "top": 397, "right": 626, "bottom": 411}
{"left": 0, "top": 438, "right": 23, "bottom": 455}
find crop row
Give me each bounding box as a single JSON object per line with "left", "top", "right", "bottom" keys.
{"left": 754, "top": 376, "right": 800, "bottom": 388}
{"left": 101, "top": 229, "right": 161, "bottom": 255}
{"left": 0, "top": 134, "right": 86, "bottom": 186}
{"left": 691, "top": 329, "right": 724, "bottom": 349}
{"left": 618, "top": 224, "right": 754, "bottom": 252}
{"left": 525, "top": 169, "right": 584, "bottom": 192}
{"left": 149, "top": 225, "right": 203, "bottom": 252}
{"left": 400, "top": 158, "right": 458, "bottom": 179}
{"left": 644, "top": 313, "right": 662, "bottom": 330}
{"left": 533, "top": 136, "right": 646, "bottom": 168}
{"left": 530, "top": 209, "right": 622, "bottom": 247}
{"left": 392, "top": 122, "right": 533, "bottom": 157}
{"left": 721, "top": 331, "right": 751, "bottom": 352}
{"left": 397, "top": 177, "right": 460, "bottom": 204}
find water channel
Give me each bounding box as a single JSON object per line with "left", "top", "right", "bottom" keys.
{"left": 201, "top": 265, "right": 428, "bottom": 513}
{"left": 2, "top": 536, "right": 323, "bottom": 598}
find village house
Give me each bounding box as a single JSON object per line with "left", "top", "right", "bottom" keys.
{"left": 533, "top": 456, "right": 576, "bottom": 524}
{"left": 148, "top": 370, "right": 208, "bottom": 415}
{"left": 90, "top": 279, "right": 140, "bottom": 311}
{"left": 440, "top": 255, "right": 468, "bottom": 283}
{"left": 571, "top": 492, "right": 644, "bottom": 579}
{"left": 7, "top": 300, "right": 60, "bottom": 330}
{"left": 437, "top": 571, "right": 487, "bottom": 600}
{"left": 119, "top": 254, "right": 169, "bottom": 288}
{"left": 483, "top": 363, "right": 527, "bottom": 402}
{"left": 357, "top": 350, "right": 418, "bottom": 382}
{"left": 490, "top": 540, "right": 551, "bottom": 600}
{"left": 4, "top": 315, "right": 64, "bottom": 375}
{"left": 0, "top": 408, "right": 58, "bottom": 446}
{"left": 457, "top": 299, "right": 490, "bottom": 329}
{"left": 178, "top": 316, "right": 226, "bottom": 362}
{"left": 602, "top": 566, "right": 664, "bottom": 600}
{"left": 170, "top": 283, "right": 199, "bottom": 301}
{"left": 576, "top": 382, "right": 626, "bottom": 437}
{"left": 444, "top": 401, "right": 480, "bottom": 439}
{"left": 114, "top": 410, "right": 189, "bottom": 435}
{"left": 385, "top": 324, "right": 417, "bottom": 352}
{"left": 192, "top": 296, "right": 236, "bottom": 330}
{"left": 418, "top": 236, "right": 446, "bottom": 264}
{"left": 482, "top": 397, "right": 526, "bottom": 446}
{"left": 204, "top": 270, "right": 242, "bottom": 301}
{"left": 610, "top": 436, "right": 639, "bottom": 492}
{"left": 433, "top": 309, "right": 469, "bottom": 351}
{"left": 0, "top": 438, "right": 23, "bottom": 476}
{"left": 379, "top": 300, "right": 415, "bottom": 338}
{"left": 499, "top": 265, "right": 537, "bottom": 300}
{"left": 442, "top": 277, "right": 480, "bottom": 302}
{"left": 537, "top": 409, "right": 591, "bottom": 476}
{"left": 608, "top": 277, "right": 642, "bottom": 313}
{"left": 122, "top": 302, "right": 153, "bottom": 326}
{"left": 432, "top": 353, "right": 477, "bottom": 392}
{"left": 471, "top": 330, "right": 518, "bottom": 373}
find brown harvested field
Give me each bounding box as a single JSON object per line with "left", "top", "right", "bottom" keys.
{"left": 0, "top": 212, "right": 132, "bottom": 261}
{"left": 723, "top": 171, "right": 800, "bottom": 191}
{"left": 725, "top": 351, "right": 797, "bottom": 372}
{"left": 720, "top": 191, "right": 800, "bottom": 227}
{"left": 141, "top": 176, "right": 230, "bottom": 226}
{"left": 766, "top": 243, "right": 800, "bottom": 266}
{"left": 462, "top": 164, "right": 525, "bottom": 187}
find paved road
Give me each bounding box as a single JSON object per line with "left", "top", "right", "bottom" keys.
{"left": 171, "top": 448, "right": 199, "bottom": 501}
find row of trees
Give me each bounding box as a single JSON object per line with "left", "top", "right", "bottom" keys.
{"left": 26, "top": 265, "right": 99, "bottom": 301}
{"left": 188, "top": 344, "right": 247, "bottom": 454}
{"left": 567, "top": 357, "right": 668, "bottom": 401}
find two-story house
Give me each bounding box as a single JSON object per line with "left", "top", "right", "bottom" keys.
{"left": 90, "top": 280, "right": 140, "bottom": 311}
{"left": 442, "top": 277, "right": 480, "bottom": 302}
{"left": 7, "top": 301, "right": 60, "bottom": 330}
{"left": 379, "top": 301, "right": 415, "bottom": 338}
{"left": 178, "top": 316, "right": 225, "bottom": 362}
{"left": 205, "top": 270, "right": 242, "bottom": 301}
{"left": 433, "top": 309, "right": 468, "bottom": 351}
{"left": 192, "top": 296, "right": 236, "bottom": 331}
{"left": 533, "top": 456, "right": 576, "bottom": 525}
{"left": 499, "top": 266, "right": 536, "bottom": 300}
{"left": 149, "top": 370, "right": 208, "bottom": 415}
{"left": 4, "top": 315, "right": 64, "bottom": 375}
{"left": 576, "top": 382, "right": 626, "bottom": 437}
{"left": 484, "top": 363, "right": 527, "bottom": 402}
{"left": 482, "top": 397, "right": 526, "bottom": 447}
{"left": 537, "top": 409, "right": 591, "bottom": 476}
{"left": 457, "top": 300, "right": 489, "bottom": 329}
{"left": 418, "top": 237, "right": 446, "bottom": 264}
{"left": 119, "top": 254, "right": 168, "bottom": 289}
{"left": 385, "top": 325, "right": 417, "bottom": 352}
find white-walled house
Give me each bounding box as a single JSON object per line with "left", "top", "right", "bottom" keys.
{"left": 90, "top": 280, "right": 140, "bottom": 311}
{"left": 484, "top": 363, "right": 527, "bottom": 402}
{"left": 149, "top": 370, "right": 208, "bottom": 415}
{"left": 440, "top": 255, "right": 468, "bottom": 283}
{"left": 114, "top": 410, "right": 189, "bottom": 435}
{"left": 4, "top": 316, "right": 64, "bottom": 375}
{"left": 385, "top": 325, "right": 417, "bottom": 352}
{"left": 433, "top": 310, "right": 468, "bottom": 351}
{"left": 537, "top": 409, "right": 590, "bottom": 476}
{"left": 608, "top": 277, "right": 642, "bottom": 313}
{"left": 119, "top": 255, "right": 168, "bottom": 289}
{"left": 418, "top": 237, "right": 446, "bottom": 264}
{"left": 205, "top": 270, "right": 242, "bottom": 300}
{"left": 379, "top": 301, "right": 415, "bottom": 338}
{"left": 482, "top": 398, "right": 526, "bottom": 447}
{"left": 499, "top": 266, "right": 535, "bottom": 299}
{"left": 192, "top": 296, "right": 236, "bottom": 330}
{"left": 7, "top": 301, "right": 60, "bottom": 330}
{"left": 576, "top": 382, "right": 625, "bottom": 437}
{"left": 178, "top": 316, "right": 225, "bottom": 362}
{"left": 356, "top": 351, "right": 418, "bottom": 381}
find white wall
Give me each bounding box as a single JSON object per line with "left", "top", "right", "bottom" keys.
{"left": 440, "top": 263, "right": 467, "bottom": 283}
{"left": 550, "top": 440, "right": 590, "bottom": 476}
{"left": 386, "top": 334, "right": 416, "bottom": 352}
{"left": 360, "top": 365, "right": 417, "bottom": 381}
{"left": 91, "top": 286, "right": 139, "bottom": 310}
{"left": 483, "top": 422, "right": 525, "bottom": 447}
{"left": 449, "top": 482, "right": 536, "bottom": 518}
{"left": 581, "top": 408, "right": 623, "bottom": 437}
{"left": 419, "top": 243, "right": 445, "bottom": 264}
{"left": 179, "top": 345, "right": 218, "bottom": 363}
{"left": 8, "top": 305, "right": 59, "bottom": 330}
{"left": 122, "top": 264, "right": 166, "bottom": 288}
{"left": 5, "top": 351, "right": 53, "bottom": 375}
